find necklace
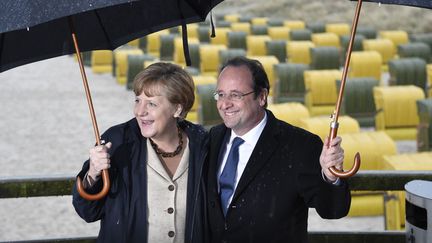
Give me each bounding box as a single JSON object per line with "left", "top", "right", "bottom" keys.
{"left": 149, "top": 126, "right": 183, "bottom": 158}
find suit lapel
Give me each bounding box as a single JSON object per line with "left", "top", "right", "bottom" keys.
{"left": 208, "top": 125, "right": 228, "bottom": 210}
{"left": 232, "top": 111, "right": 281, "bottom": 201}
{"left": 209, "top": 125, "right": 229, "bottom": 178}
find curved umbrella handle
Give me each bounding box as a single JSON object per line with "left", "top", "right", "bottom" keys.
{"left": 329, "top": 153, "right": 361, "bottom": 178}
{"left": 328, "top": 125, "right": 361, "bottom": 178}
{"left": 76, "top": 169, "right": 110, "bottom": 201}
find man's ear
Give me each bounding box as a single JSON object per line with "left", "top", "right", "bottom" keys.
{"left": 259, "top": 89, "right": 268, "bottom": 107}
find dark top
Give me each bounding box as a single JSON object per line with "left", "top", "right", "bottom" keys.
{"left": 206, "top": 110, "right": 351, "bottom": 243}
{"left": 72, "top": 118, "right": 209, "bottom": 243}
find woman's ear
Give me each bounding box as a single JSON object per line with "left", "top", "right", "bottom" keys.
{"left": 174, "top": 104, "right": 183, "bottom": 118}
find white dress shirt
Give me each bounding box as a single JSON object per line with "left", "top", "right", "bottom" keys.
{"left": 217, "top": 112, "right": 268, "bottom": 206}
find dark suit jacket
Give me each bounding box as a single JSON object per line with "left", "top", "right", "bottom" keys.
{"left": 206, "top": 110, "right": 351, "bottom": 243}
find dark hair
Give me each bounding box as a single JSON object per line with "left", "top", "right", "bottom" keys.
{"left": 133, "top": 62, "right": 195, "bottom": 118}
{"left": 219, "top": 56, "right": 270, "bottom": 107}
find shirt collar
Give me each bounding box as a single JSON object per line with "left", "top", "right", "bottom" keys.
{"left": 229, "top": 111, "right": 267, "bottom": 146}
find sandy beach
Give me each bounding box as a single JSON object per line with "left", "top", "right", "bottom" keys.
{"left": 0, "top": 54, "right": 397, "bottom": 242}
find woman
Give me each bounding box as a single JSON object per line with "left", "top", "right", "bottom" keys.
{"left": 72, "top": 62, "right": 208, "bottom": 243}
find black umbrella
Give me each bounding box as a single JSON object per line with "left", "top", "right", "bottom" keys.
{"left": 0, "top": 0, "right": 223, "bottom": 200}
{"left": 0, "top": 0, "right": 222, "bottom": 72}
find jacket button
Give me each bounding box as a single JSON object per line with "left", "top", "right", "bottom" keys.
{"left": 168, "top": 231, "right": 175, "bottom": 237}
{"left": 167, "top": 207, "right": 174, "bottom": 214}
{"left": 168, "top": 185, "right": 175, "bottom": 191}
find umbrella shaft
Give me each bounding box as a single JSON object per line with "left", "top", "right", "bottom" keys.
{"left": 68, "top": 17, "right": 101, "bottom": 146}
{"left": 333, "top": 0, "right": 363, "bottom": 124}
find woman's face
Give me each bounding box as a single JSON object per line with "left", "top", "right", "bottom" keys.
{"left": 134, "top": 90, "right": 180, "bottom": 140}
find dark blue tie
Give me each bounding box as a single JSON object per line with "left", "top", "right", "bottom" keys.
{"left": 219, "top": 137, "right": 244, "bottom": 216}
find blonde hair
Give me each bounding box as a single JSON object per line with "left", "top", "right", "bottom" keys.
{"left": 133, "top": 62, "right": 195, "bottom": 118}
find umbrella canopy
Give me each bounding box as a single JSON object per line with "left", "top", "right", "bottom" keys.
{"left": 353, "top": 0, "right": 432, "bottom": 9}
{"left": 0, "top": 0, "right": 223, "bottom": 72}
{"left": 0, "top": 0, "right": 223, "bottom": 200}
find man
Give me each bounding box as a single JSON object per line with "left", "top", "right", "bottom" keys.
{"left": 206, "top": 56, "right": 351, "bottom": 243}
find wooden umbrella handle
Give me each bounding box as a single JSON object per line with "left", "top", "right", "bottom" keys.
{"left": 69, "top": 16, "right": 110, "bottom": 200}
{"left": 329, "top": 153, "right": 361, "bottom": 178}
{"left": 328, "top": 125, "right": 360, "bottom": 178}
{"left": 76, "top": 169, "right": 111, "bottom": 201}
